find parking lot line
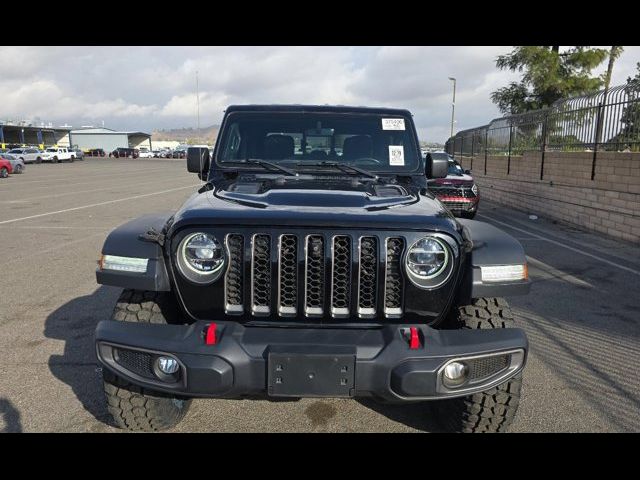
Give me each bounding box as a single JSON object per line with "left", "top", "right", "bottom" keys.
{"left": 0, "top": 184, "right": 198, "bottom": 226}
{"left": 479, "top": 214, "right": 640, "bottom": 277}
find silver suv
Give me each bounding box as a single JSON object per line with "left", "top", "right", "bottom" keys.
{"left": 8, "top": 148, "right": 43, "bottom": 164}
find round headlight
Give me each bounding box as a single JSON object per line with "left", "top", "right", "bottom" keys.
{"left": 177, "top": 232, "right": 225, "bottom": 283}
{"left": 405, "top": 236, "right": 454, "bottom": 289}
{"left": 407, "top": 237, "right": 448, "bottom": 278}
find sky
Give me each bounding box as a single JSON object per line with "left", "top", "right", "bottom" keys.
{"left": 1, "top": 46, "right": 639, "bottom": 143}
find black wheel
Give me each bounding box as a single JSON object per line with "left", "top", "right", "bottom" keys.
{"left": 102, "top": 289, "right": 192, "bottom": 432}
{"left": 14, "top": 164, "right": 23, "bottom": 174}
{"left": 69, "top": 155, "right": 75, "bottom": 163}
{"left": 36, "top": 157, "right": 42, "bottom": 164}
{"left": 52, "top": 156, "right": 58, "bottom": 163}
{"left": 431, "top": 297, "right": 523, "bottom": 433}
{"left": 0, "top": 167, "right": 8, "bottom": 178}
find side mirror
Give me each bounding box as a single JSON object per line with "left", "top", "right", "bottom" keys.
{"left": 425, "top": 154, "right": 448, "bottom": 179}
{"left": 464, "top": 169, "right": 471, "bottom": 175}
{"left": 187, "top": 147, "right": 210, "bottom": 179}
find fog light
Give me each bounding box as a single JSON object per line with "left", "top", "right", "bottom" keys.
{"left": 157, "top": 356, "right": 179, "bottom": 374}
{"left": 442, "top": 361, "right": 469, "bottom": 388}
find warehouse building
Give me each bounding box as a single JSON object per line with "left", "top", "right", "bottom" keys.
{"left": 0, "top": 123, "right": 71, "bottom": 148}
{"left": 70, "top": 127, "right": 152, "bottom": 152}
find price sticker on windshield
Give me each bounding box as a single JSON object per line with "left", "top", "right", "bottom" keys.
{"left": 389, "top": 145, "right": 405, "bottom": 166}
{"left": 382, "top": 118, "right": 405, "bottom": 130}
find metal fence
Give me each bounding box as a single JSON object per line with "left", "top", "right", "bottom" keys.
{"left": 445, "top": 81, "right": 640, "bottom": 180}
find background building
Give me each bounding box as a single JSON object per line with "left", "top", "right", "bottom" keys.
{"left": 70, "top": 127, "right": 152, "bottom": 152}
{"left": 0, "top": 122, "right": 71, "bottom": 148}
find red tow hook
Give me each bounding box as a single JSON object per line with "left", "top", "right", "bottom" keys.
{"left": 204, "top": 323, "right": 217, "bottom": 345}
{"left": 409, "top": 327, "right": 420, "bottom": 350}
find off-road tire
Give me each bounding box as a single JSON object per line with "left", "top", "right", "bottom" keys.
{"left": 102, "top": 289, "right": 191, "bottom": 432}
{"left": 432, "top": 297, "right": 522, "bottom": 433}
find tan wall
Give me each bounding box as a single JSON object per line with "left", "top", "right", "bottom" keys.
{"left": 456, "top": 151, "right": 640, "bottom": 244}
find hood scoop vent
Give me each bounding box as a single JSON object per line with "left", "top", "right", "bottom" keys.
{"left": 373, "top": 185, "right": 407, "bottom": 197}
{"left": 228, "top": 182, "right": 263, "bottom": 194}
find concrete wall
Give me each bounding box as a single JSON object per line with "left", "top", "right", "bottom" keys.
{"left": 456, "top": 151, "right": 640, "bottom": 244}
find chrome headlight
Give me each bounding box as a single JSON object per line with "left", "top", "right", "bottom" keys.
{"left": 176, "top": 232, "right": 225, "bottom": 284}
{"left": 405, "top": 236, "right": 454, "bottom": 289}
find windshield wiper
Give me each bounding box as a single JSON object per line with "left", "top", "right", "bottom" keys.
{"left": 299, "top": 161, "right": 379, "bottom": 180}
{"left": 245, "top": 159, "right": 297, "bottom": 176}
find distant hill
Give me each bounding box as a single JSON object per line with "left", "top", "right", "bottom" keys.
{"left": 152, "top": 125, "right": 219, "bottom": 144}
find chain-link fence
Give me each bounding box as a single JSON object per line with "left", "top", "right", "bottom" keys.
{"left": 445, "top": 80, "right": 640, "bottom": 180}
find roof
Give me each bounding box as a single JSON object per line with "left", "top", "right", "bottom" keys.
{"left": 225, "top": 104, "right": 413, "bottom": 116}
{"left": 70, "top": 127, "right": 150, "bottom": 137}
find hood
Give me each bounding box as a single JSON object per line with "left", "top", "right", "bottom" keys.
{"left": 170, "top": 176, "right": 460, "bottom": 235}
{"left": 430, "top": 173, "right": 474, "bottom": 185}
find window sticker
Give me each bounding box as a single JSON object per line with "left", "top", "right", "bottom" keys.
{"left": 389, "top": 145, "right": 405, "bottom": 166}
{"left": 382, "top": 118, "right": 405, "bottom": 130}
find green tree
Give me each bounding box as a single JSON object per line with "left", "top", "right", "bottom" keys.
{"left": 603, "top": 46, "right": 624, "bottom": 91}
{"left": 491, "top": 46, "right": 609, "bottom": 115}
{"left": 608, "top": 63, "right": 640, "bottom": 149}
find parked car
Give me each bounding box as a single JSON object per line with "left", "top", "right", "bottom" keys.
{"left": 110, "top": 147, "right": 139, "bottom": 159}
{"left": 94, "top": 104, "right": 530, "bottom": 433}
{"left": 0, "top": 157, "right": 13, "bottom": 178}
{"left": 41, "top": 147, "right": 76, "bottom": 163}
{"left": 0, "top": 153, "right": 25, "bottom": 174}
{"left": 426, "top": 152, "right": 479, "bottom": 219}
{"left": 73, "top": 149, "right": 85, "bottom": 161}
{"left": 138, "top": 147, "right": 154, "bottom": 158}
{"left": 86, "top": 148, "right": 106, "bottom": 157}
{"left": 7, "top": 147, "right": 43, "bottom": 164}
{"left": 172, "top": 149, "right": 186, "bottom": 159}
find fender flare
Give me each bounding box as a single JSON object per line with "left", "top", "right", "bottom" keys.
{"left": 457, "top": 219, "right": 530, "bottom": 300}
{"left": 96, "top": 213, "right": 173, "bottom": 292}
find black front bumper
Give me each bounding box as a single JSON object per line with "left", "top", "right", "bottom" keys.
{"left": 95, "top": 320, "right": 527, "bottom": 402}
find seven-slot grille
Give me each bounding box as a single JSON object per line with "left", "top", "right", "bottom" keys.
{"left": 223, "top": 233, "right": 406, "bottom": 319}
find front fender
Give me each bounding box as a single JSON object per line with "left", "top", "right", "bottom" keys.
{"left": 96, "top": 213, "right": 173, "bottom": 292}
{"left": 457, "top": 219, "right": 530, "bottom": 299}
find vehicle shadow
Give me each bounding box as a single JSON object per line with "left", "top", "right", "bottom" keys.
{"left": 0, "top": 397, "right": 23, "bottom": 433}
{"left": 44, "top": 285, "right": 122, "bottom": 429}
{"left": 356, "top": 399, "right": 444, "bottom": 433}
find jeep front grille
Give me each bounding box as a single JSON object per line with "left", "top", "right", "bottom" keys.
{"left": 225, "top": 234, "right": 244, "bottom": 313}
{"left": 224, "top": 232, "right": 406, "bottom": 319}
{"left": 251, "top": 234, "right": 271, "bottom": 315}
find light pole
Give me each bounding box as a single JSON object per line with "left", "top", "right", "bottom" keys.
{"left": 196, "top": 70, "right": 201, "bottom": 139}
{"left": 448, "top": 77, "right": 456, "bottom": 138}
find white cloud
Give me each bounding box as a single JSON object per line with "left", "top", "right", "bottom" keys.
{"left": 0, "top": 46, "right": 638, "bottom": 141}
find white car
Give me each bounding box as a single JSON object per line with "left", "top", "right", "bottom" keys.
{"left": 7, "top": 147, "right": 44, "bottom": 164}
{"left": 138, "top": 148, "right": 154, "bottom": 158}
{"left": 41, "top": 147, "right": 76, "bottom": 163}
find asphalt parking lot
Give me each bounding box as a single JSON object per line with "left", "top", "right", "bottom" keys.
{"left": 1, "top": 157, "right": 639, "bottom": 432}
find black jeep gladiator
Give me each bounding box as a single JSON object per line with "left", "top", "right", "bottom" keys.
{"left": 95, "top": 105, "right": 530, "bottom": 432}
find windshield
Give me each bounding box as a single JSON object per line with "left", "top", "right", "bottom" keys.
{"left": 8, "top": 149, "right": 23, "bottom": 154}
{"left": 46, "top": 148, "right": 57, "bottom": 152}
{"left": 217, "top": 112, "right": 420, "bottom": 173}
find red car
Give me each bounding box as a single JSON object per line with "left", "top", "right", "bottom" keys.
{"left": 427, "top": 152, "right": 479, "bottom": 219}
{"left": 0, "top": 157, "right": 13, "bottom": 178}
